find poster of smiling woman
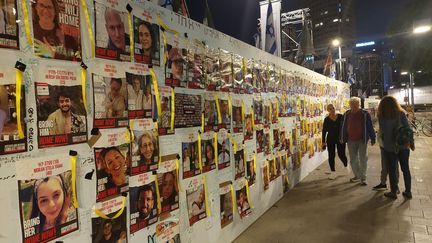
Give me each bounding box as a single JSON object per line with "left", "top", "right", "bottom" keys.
{"left": 16, "top": 154, "right": 79, "bottom": 243}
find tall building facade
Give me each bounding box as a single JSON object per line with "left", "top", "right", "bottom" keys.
{"left": 303, "top": 0, "right": 356, "bottom": 52}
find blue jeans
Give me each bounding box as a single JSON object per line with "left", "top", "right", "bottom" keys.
{"left": 347, "top": 141, "right": 368, "bottom": 180}
{"left": 383, "top": 149, "right": 411, "bottom": 193}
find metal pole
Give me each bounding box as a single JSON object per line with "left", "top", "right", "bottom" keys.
{"left": 338, "top": 46, "right": 342, "bottom": 60}
{"left": 410, "top": 73, "right": 415, "bottom": 108}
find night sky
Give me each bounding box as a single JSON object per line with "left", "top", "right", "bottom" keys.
{"left": 186, "top": 0, "right": 406, "bottom": 45}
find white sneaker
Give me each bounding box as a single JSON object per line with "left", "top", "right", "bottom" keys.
{"left": 328, "top": 172, "right": 336, "bottom": 180}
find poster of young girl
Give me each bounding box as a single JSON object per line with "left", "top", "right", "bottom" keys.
{"left": 35, "top": 64, "right": 87, "bottom": 148}
{"left": 165, "top": 32, "right": 187, "bottom": 87}
{"left": 92, "top": 61, "right": 128, "bottom": 128}
{"left": 201, "top": 131, "right": 216, "bottom": 173}
{"left": 32, "top": 0, "right": 81, "bottom": 61}
{"left": 129, "top": 172, "right": 158, "bottom": 233}
{"left": 94, "top": 0, "right": 130, "bottom": 61}
{"left": 16, "top": 155, "right": 79, "bottom": 243}
{"left": 236, "top": 179, "right": 251, "bottom": 219}
{"left": 94, "top": 129, "right": 130, "bottom": 202}
{"left": 130, "top": 118, "right": 159, "bottom": 175}
{"left": 217, "top": 128, "right": 230, "bottom": 170}
{"left": 219, "top": 181, "right": 233, "bottom": 228}
{"left": 133, "top": 13, "right": 160, "bottom": 65}
{"left": 125, "top": 64, "right": 153, "bottom": 119}
{"left": 182, "top": 130, "right": 201, "bottom": 179}
{"left": 157, "top": 155, "right": 179, "bottom": 214}
{"left": 186, "top": 176, "right": 209, "bottom": 226}
{"left": 92, "top": 196, "right": 128, "bottom": 243}
{"left": 0, "top": 64, "right": 26, "bottom": 155}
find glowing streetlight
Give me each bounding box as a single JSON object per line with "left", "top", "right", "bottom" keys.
{"left": 332, "top": 38, "right": 342, "bottom": 60}
{"left": 413, "top": 25, "right": 431, "bottom": 34}
{"left": 401, "top": 71, "right": 408, "bottom": 75}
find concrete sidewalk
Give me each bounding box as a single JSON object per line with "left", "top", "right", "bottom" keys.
{"left": 234, "top": 136, "right": 432, "bottom": 243}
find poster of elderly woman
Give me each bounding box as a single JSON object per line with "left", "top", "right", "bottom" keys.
{"left": 32, "top": 0, "right": 81, "bottom": 61}
{"left": 16, "top": 155, "right": 79, "bottom": 243}
{"left": 130, "top": 119, "right": 159, "bottom": 175}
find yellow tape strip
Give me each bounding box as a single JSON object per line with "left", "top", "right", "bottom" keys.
{"left": 203, "top": 175, "right": 211, "bottom": 217}
{"left": 129, "top": 120, "right": 135, "bottom": 141}
{"left": 157, "top": 15, "right": 179, "bottom": 35}
{"left": 175, "top": 159, "right": 180, "bottom": 191}
{"left": 245, "top": 179, "right": 252, "bottom": 208}
{"left": 128, "top": 12, "right": 134, "bottom": 61}
{"left": 214, "top": 133, "right": 218, "bottom": 165}
{"left": 228, "top": 133, "right": 236, "bottom": 153}
{"left": 94, "top": 196, "right": 126, "bottom": 219}
{"left": 80, "top": 0, "right": 95, "bottom": 57}
{"left": 241, "top": 101, "right": 245, "bottom": 124}
{"left": 170, "top": 88, "right": 175, "bottom": 130}
{"left": 273, "top": 157, "right": 277, "bottom": 173}
{"left": 154, "top": 175, "right": 162, "bottom": 214}
{"left": 15, "top": 69, "right": 24, "bottom": 139}
{"left": 251, "top": 109, "right": 255, "bottom": 130}
{"left": 230, "top": 184, "right": 236, "bottom": 214}
{"left": 214, "top": 95, "right": 222, "bottom": 124}
{"left": 71, "top": 154, "right": 79, "bottom": 208}
{"left": 201, "top": 112, "right": 204, "bottom": 132}
{"left": 124, "top": 129, "right": 131, "bottom": 144}
{"left": 243, "top": 146, "right": 246, "bottom": 174}
{"left": 228, "top": 96, "right": 231, "bottom": 116}
{"left": 21, "top": 0, "right": 32, "bottom": 46}
{"left": 198, "top": 133, "right": 203, "bottom": 171}
{"left": 253, "top": 154, "right": 257, "bottom": 172}
{"left": 149, "top": 68, "right": 161, "bottom": 118}
{"left": 269, "top": 102, "right": 272, "bottom": 123}
{"left": 81, "top": 67, "right": 87, "bottom": 112}
{"left": 162, "top": 31, "right": 167, "bottom": 65}
{"left": 275, "top": 99, "right": 279, "bottom": 119}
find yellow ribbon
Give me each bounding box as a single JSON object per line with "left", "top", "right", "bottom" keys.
{"left": 275, "top": 99, "right": 279, "bottom": 119}
{"left": 266, "top": 160, "right": 270, "bottom": 181}
{"left": 124, "top": 129, "right": 131, "bottom": 144}
{"left": 243, "top": 146, "right": 246, "bottom": 174}
{"left": 156, "top": 15, "right": 179, "bottom": 35}
{"left": 70, "top": 154, "right": 79, "bottom": 208}
{"left": 149, "top": 68, "right": 161, "bottom": 118}
{"left": 253, "top": 154, "right": 257, "bottom": 172}
{"left": 203, "top": 175, "right": 211, "bottom": 217}
{"left": 154, "top": 175, "right": 162, "bottom": 214}
{"left": 127, "top": 12, "right": 134, "bottom": 61}
{"left": 214, "top": 95, "right": 222, "bottom": 124}
{"left": 213, "top": 133, "right": 218, "bottom": 165}
{"left": 228, "top": 133, "right": 236, "bottom": 153}
{"left": 94, "top": 196, "right": 126, "bottom": 219}
{"left": 175, "top": 159, "right": 180, "bottom": 191}
{"left": 230, "top": 184, "right": 236, "bottom": 213}
{"left": 227, "top": 96, "right": 231, "bottom": 116}
{"left": 273, "top": 157, "right": 277, "bottom": 174}
{"left": 21, "top": 0, "right": 32, "bottom": 46}
{"left": 80, "top": 0, "right": 95, "bottom": 57}
{"left": 81, "top": 67, "right": 87, "bottom": 112}
{"left": 201, "top": 112, "right": 204, "bottom": 132}
{"left": 15, "top": 68, "right": 24, "bottom": 139}
{"left": 198, "top": 133, "right": 203, "bottom": 171}
{"left": 162, "top": 31, "right": 167, "bottom": 65}
{"left": 245, "top": 180, "right": 252, "bottom": 208}
{"left": 170, "top": 88, "right": 175, "bottom": 130}
{"left": 241, "top": 101, "right": 245, "bottom": 124}
{"left": 129, "top": 120, "right": 135, "bottom": 141}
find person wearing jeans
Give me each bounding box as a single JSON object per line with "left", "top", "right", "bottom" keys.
{"left": 340, "top": 97, "right": 376, "bottom": 185}
{"left": 377, "top": 96, "right": 414, "bottom": 199}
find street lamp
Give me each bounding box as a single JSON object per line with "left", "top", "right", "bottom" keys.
{"left": 413, "top": 25, "right": 431, "bottom": 34}
{"left": 332, "top": 38, "right": 342, "bottom": 60}
{"left": 413, "top": 19, "right": 431, "bottom": 34}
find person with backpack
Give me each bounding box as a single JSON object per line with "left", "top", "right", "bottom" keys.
{"left": 377, "top": 96, "right": 415, "bottom": 199}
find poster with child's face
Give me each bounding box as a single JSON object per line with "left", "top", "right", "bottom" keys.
{"left": 92, "top": 62, "right": 128, "bottom": 128}
{"left": 0, "top": 66, "right": 26, "bottom": 154}
{"left": 94, "top": 0, "right": 130, "bottom": 61}
{"left": 133, "top": 16, "right": 160, "bottom": 65}
{"left": 186, "top": 179, "right": 207, "bottom": 226}
{"left": 201, "top": 131, "right": 216, "bottom": 173}
{"left": 129, "top": 172, "right": 158, "bottom": 233}
{"left": 130, "top": 119, "right": 159, "bottom": 175}
{"left": 92, "top": 196, "right": 128, "bottom": 243}
{"left": 219, "top": 182, "right": 233, "bottom": 228}
{"left": 35, "top": 65, "right": 87, "bottom": 148}
{"left": 165, "top": 33, "right": 187, "bottom": 87}
{"left": 217, "top": 129, "right": 230, "bottom": 170}
{"left": 125, "top": 64, "right": 153, "bottom": 119}
{"left": 94, "top": 129, "right": 130, "bottom": 202}
{"left": 157, "top": 155, "right": 179, "bottom": 214}
{"left": 0, "top": 0, "right": 18, "bottom": 49}
{"left": 16, "top": 155, "right": 78, "bottom": 243}
{"left": 32, "top": 0, "right": 81, "bottom": 61}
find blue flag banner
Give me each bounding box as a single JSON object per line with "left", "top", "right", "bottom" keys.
{"left": 265, "top": 1, "right": 277, "bottom": 55}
